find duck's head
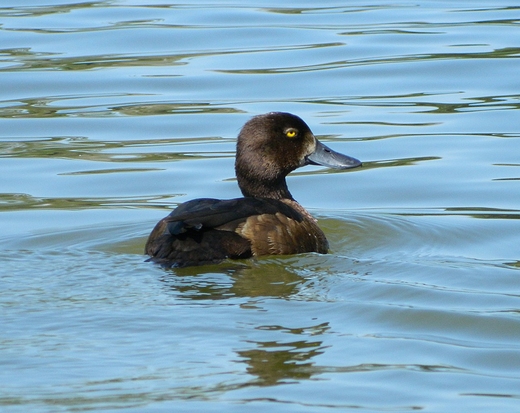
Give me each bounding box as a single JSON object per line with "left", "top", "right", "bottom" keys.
{"left": 235, "top": 112, "right": 361, "bottom": 199}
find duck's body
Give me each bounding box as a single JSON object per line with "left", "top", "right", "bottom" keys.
{"left": 145, "top": 112, "right": 361, "bottom": 267}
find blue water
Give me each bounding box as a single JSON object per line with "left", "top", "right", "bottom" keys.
{"left": 1, "top": 1, "right": 520, "bottom": 412}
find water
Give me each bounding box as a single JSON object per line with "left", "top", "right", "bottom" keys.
{"left": 1, "top": 1, "right": 520, "bottom": 411}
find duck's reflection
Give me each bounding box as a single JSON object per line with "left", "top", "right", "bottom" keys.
{"left": 235, "top": 322, "right": 329, "bottom": 385}
{"left": 236, "top": 336, "right": 325, "bottom": 385}
{"left": 158, "top": 257, "right": 313, "bottom": 300}
{"left": 157, "top": 259, "right": 331, "bottom": 385}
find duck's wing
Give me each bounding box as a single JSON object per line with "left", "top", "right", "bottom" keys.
{"left": 144, "top": 197, "right": 303, "bottom": 267}
{"left": 164, "top": 197, "right": 303, "bottom": 235}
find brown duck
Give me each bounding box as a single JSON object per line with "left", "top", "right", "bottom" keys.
{"left": 145, "top": 112, "right": 361, "bottom": 267}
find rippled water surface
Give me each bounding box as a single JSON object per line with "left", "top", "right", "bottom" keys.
{"left": 1, "top": 1, "right": 520, "bottom": 411}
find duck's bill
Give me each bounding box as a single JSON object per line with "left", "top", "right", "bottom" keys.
{"left": 305, "top": 139, "right": 362, "bottom": 169}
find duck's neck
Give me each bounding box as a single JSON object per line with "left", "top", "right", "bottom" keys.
{"left": 237, "top": 175, "right": 294, "bottom": 200}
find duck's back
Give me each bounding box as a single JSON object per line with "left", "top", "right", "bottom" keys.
{"left": 145, "top": 197, "right": 329, "bottom": 267}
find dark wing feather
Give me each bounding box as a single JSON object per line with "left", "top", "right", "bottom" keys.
{"left": 165, "top": 197, "right": 302, "bottom": 235}
{"left": 145, "top": 197, "right": 303, "bottom": 267}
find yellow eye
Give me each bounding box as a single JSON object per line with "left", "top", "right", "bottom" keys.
{"left": 285, "top": 129, "right": 298, "bottom": 139}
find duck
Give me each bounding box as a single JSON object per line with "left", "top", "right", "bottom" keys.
{"left": 145, "top": 112, "right": 361, "bottom": 267}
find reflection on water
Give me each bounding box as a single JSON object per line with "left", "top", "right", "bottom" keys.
{"left": 238, "top": 333, "right": 326, "bottom": 386}
{"left": 0, "top": 97, "right": 246, "bottom": 118}
{"left": 2, "top": 1, "right": 520, "bottom": 412}
{"left": 159, "top": 260, "right": 305, "bottom": 300}
{"left": 0, "top": 136, "right": 233, "bottom": 162}
{"left": 0, "top": 192, "right": 169, "bottom": 211}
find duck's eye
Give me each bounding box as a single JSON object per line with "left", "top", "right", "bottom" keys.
{"left": 285, "top": 128, "right": 298, "bottom": 139}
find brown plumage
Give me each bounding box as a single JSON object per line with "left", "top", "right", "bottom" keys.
{"left": 145, "top": 112, "right": 361, "bottom": 267}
